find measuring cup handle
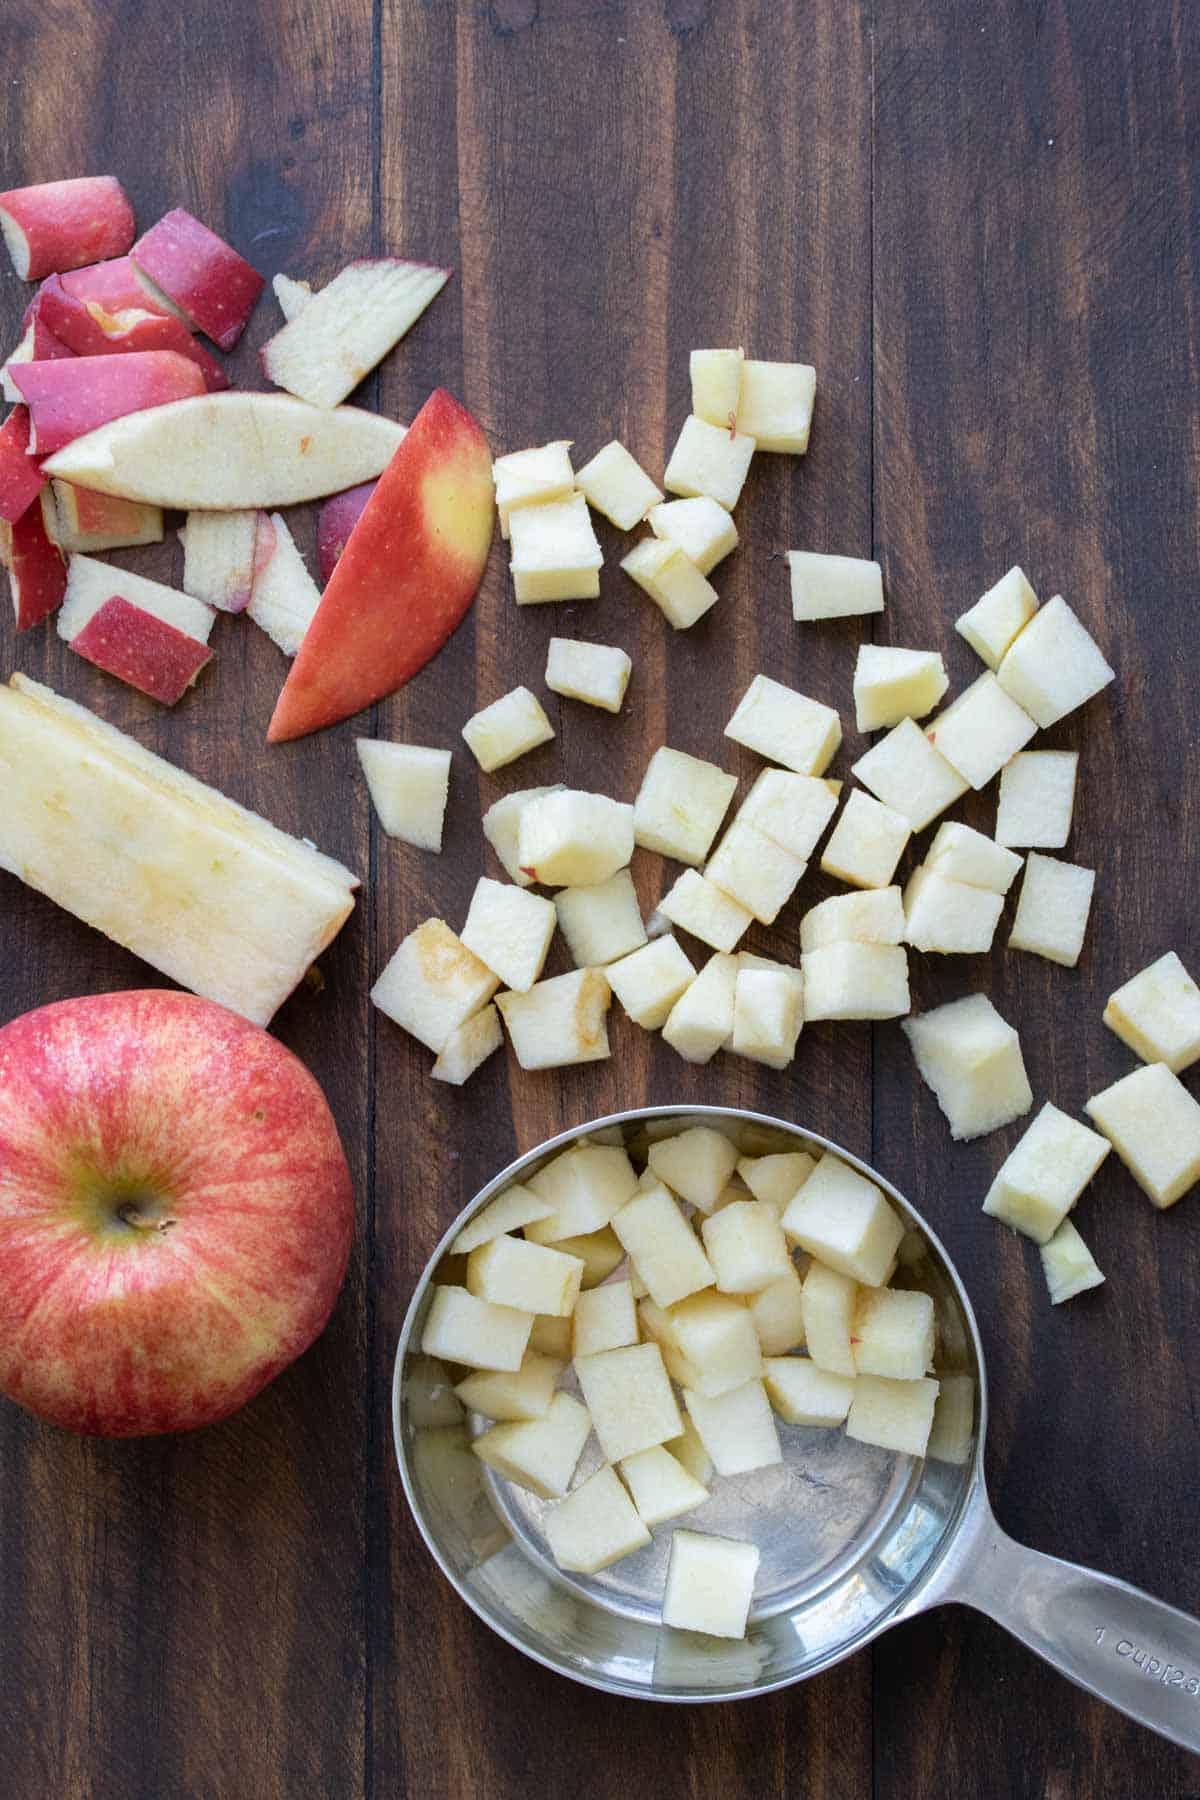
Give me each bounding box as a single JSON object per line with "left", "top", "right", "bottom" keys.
{"left": 932, "top": 1487, "right": 1200, "bottom": 1753}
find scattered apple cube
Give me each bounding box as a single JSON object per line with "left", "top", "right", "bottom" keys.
{"left": 259, "top": 256, "right": 450, "bottom": 408}
{"left": 611, "top": 1183, "right": 715, "bottom": 1307}
{"left": 575, "top": 1342, "right": 683, "bottom": 1462}
{"left": 452, "top": 1183, "right": 554, "bottom": 1253}
{"left": 575, "top": 439, "right": 662, "bottom": 529}
{"left": 663, "top": 414, "right": 756, "bottom": 510}
{"left": 926, "top": 673, "right": 1038, "bottom": 790}
{"left": 788, "top": 550, "right": 882, "bottom": 622}
{"left": 455, "top": 1350, "right": 565, "bottom": 1421}
{"left": 668, "top": 1291, "right": 763, "bottom": 1396}
{"left": 527, "top": 1314, "right": 573, "bottom": 1359}
{"left": 509, "top": 492, "right": 602, "bottom": 603}
{"left": 633, "top": 746, "right": 738, "bottom": 864}
{"left": 820, "top": 790, "right": 912, "bottom": 889}
{"left": 851, "top": 718, "right": 969, "bottom": 831}
{"left": 1085, "top": 1062, "right": 1200, "bottom": 1209}
{"left": 800, "top": 886, "right": 905, "bottom": 951}
{"left": 495, "top": 968, "right": 612, "bottom": 1070}
{"left": 801, "top": 943, "right": 911, "bottom": 1021}
{"left": 544, "top": 1464, "right": 652, "bottom": 1574}
{"left": 658, "top": 869, "right": 753, "bottom": 953}
{"left": 902, "top": 993, "right": 1033, "bottom": 1140}
{"left": 546, "top": 1228, "right": 626, "bottom": 1288}
{"left": 460, "top": 876, "right": 556, "bottom": 993}
{"left": 732, "top": 967, "right": 804, "bottom": 1069}
{"left": 607, "top": 935, "right": 697, "bottom": 1029}
{"left": 996, "top": 750, "right": 1078, "bottom": 849}
{"left": 421, "top": 1284, "right": 533, "bottom": 1372}
{"left": 647, "top": 1125, "right": 739, "bottom": 1211}
{"left": 620, "top": 536, "right": 720, "bottom": 630}
{"left": 705, "top": 820, "right": 805, "bottom": 925}
{"left": 846, "top": 1375, "right": 940, "bottom": 1459}
{"left": 357, "top": 740, "right": 451, "bottom": 851}
{"left": 517, "top": 789, "right": 634, "bottom": 887}
{"left": 180, "top": 507, "right": 258, "bottom": 612}
{"left": 725, "top": 674, "right": 842, "bottom": 776}
{"left": 0, "top": 176, "right": 134, "bottom": 280}
{"left": 638, "top": 1298, "right": 701, "bottom": 1387}
{"left": 763, "top": 1357, "right": 855, "bottom": 1426}
{"left": 1008, "top": 853, "right": 1095, "bottom": 967}
{"left": 852, "top": 1287, "right": 935, "bottom": 1380}
{"left": 619, "top": 1446, "right": 708, "bottom": 1525}
{"left": 1040, "top": 1219, "right": 1105, "bottom": 1305}
{"left": 782, "top": 1154, "right": 904, "bottom": 1286}
{"left": 372, "top": 917, "right": 499, "bottom": 1053}
{"left": 955, "top": 565, "right": 1039, "bottom": 669}
{"left": 799, "top": 1261, "right": 857, "bottom": 1375}
{"left": 853, "top": 645, "right": 948, "bottom": 732}
{"left": 662, "top": 1530, "right": 760, "bottom": 1640}
{"left": 51, "top": 482, "right": 162, "bottom": 555}
{"left": 689, "top": 347, "right": 744, "bottom": 427}
{"left": 471, "top": 1390, "right": 593, "bottom": 1498}
{"left": 701, "top": 1201, "right": 792, "bottom": 1295}
{"left": 982, "top": 1101, "right": 1111, "bottom": 1243}
{"left": 924, "top": 821, "right": 1022, "bottom": 893}
{"left": 903, "top": 867, "right": 1004, "bottom": 954}
{"left": 998, "top": 593, "right": 1115, "bottom": 726}
{"left": 1104, "top": 951, "right": 1200, "bottom": 1073}
{"left": 736, "top": 769, "right": 837, "bottom": 863}
{"left": 482, "top": 784, "right": 563, "bottom": 886}
{"left": 525, "top": 1144, "right": 638, "bottom": 1242}
{"left": 738, "top": 1152, "right": 815, "bottom": 1217}
{"left": 462, "top": 686, "right": 555, "bottom": 774}
{"left": 747, "top": 1265, "right": 807, "bottom": 1355}
{"left": 555, "top": 869, "right": 646, "bottom": 968}
{"left": 62, "top": 593, "right": 212, "bottom": 705}
{"left": 246, "top": 511, "right": 321, "bottom": 656}
{"left": 545, "top": 637, "right": 632, "bottom": 714}
{"left": 573, "top": 1280, "right": 638, "bottom": 1358}
{"left": 492, "top": 440, "right": 573, "bottom": 537}
{"left": 662, "top": 952, "right": 739, "bottom": 1063}
{"left": 468, "top": 1233, "right": 584, "bottom": 1318}
{"left": 926, "top": 1374, "right": 975, "bottom": 1464}
{"left": 648, "top": 496, "right": 738, "bottom": 574}
{"left": 683, "top": 1380, "right": 781, "bottom": 1477}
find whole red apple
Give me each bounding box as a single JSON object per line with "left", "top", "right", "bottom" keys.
{"left": 0, "top": 990, "right": 353, "bottom": 1437}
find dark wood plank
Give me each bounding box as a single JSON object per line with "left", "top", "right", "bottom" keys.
{"left": 870, "top": 3, "right": 1200, "bottom": 1795}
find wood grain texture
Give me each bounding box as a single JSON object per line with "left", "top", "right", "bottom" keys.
{"left": 0, "top": 1, "right": 1197, "bottom": 1796}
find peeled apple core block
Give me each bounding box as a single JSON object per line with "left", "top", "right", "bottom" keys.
{"left": 0, "top": 675, "right": 358, "bottom": 1026}
{"left": 42, "top": 393, "right": 407, "bottom": 509}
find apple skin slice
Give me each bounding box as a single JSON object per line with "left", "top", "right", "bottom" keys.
{"left": 11, "top": 350, "right": 207, "bottom": 455}
{"left": 35, "top": 275, "right": 229, "bottom": 391}
{"left": 0, "top": 177, "right": 134, "bottom": 280}
{"left": 0, "top": 406, "right": 45, "bottom": 523}
{"left": 67, "top": 594, "right": 214, "bottom": 704}
{"left": 132, "top": 208, "right": 264, "bottom": 350}
{"left": 2, "top": 490, "right": 67, "bottom": 629}
{"left": 317, "top": 480, "right": 377, "bottom": 584}
{"left": 58, "top": 254, "right": 184, "bottom": 320}
{"left": 268, "top": 388, "right": 494, "bottom": 743}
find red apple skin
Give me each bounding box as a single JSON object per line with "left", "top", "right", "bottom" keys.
{"left": 0, "top": 991, "right": 354, "bottom": 1437}
{"left": 68, "top": 595, "right": 214, "bottom": 704}
{"left": 11, "top": 349, "right": 207, "bottom": 455}
{"left": 316, "top": 480, "right": 378, "bottom": 584}
{"left": 59, "top": 254, "right": 179, "bottom": 319}
{"left": 36, "top": 276, "right": 229, "bottom": 391}
{"left": 268, "top": 388, "right": 493, "bottom": 743}
{"left": 0, "top": 405, "right": 45, "bottom": 524}
{"left": 0, "top": 177, "right": 134, "bottom": 280}
{"left": 3, "top": 490, "right": 66, "bottom": 629}
{"left": 132, "top": 209, "right": 265, "bottom": 351}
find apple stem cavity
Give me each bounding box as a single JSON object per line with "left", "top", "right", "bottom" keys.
{"left": 116, "top": 1198, "right": 176, "bottom": 1233}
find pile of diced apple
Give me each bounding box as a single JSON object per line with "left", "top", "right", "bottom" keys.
{"left": 420, "top": 1123, "right": 962, "bottom": 1640}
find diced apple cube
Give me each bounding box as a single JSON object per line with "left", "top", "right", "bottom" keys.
{"left": 668, "top": 1291, "right": 763, "bottom": 1396}
{"left": 525, "top": 1144, "right": 639, "bottom": 1242}
{"left": 658, "top": 869, "right": 753, "bottom": 953}
{"left": 853, "top": 645, "right": 948, "bottom": 732}
{"left": 648, "top": 496, "right": 738, "bottom": 574}
{"left": 357, "top": 740, "right": 451, "bottom": 851}
{"left": 462, "top": 686, "right": 554, "bottom": 773}
{"left": 902, "top": 993, "right": 1033, "bottom": 1140}
{"left": 705, "top": 820, "right": 805, "bottom": 926}
{"left": 800, "top": 886, "right": 905, "bottom": 951}
{"left": 472, "top": 1390, "right": 593, "bottom": 1498}
{"left": 460, "top": 876, "right": 556, "bottom": 993}
{"left": 664, "top": 414, "right": 756, "bottom": 510}
{"left": 995, "top": 750, "right": 1077, "bottom": 850}
{"left": 431, "top": 1004, "right": 503, "bottom": 1086}
{"left": 926, "top": 1374, "right": 975, "bottom": 1464}
{"left": 736, "top": 358, "right": 816, "bottom": 453}
{"left": 666, "top": 1415, "right": 714, "bottom": 1486}
{"left": 801, "top": 943, "right": 911, "bottom": 1021}
{"left": 555, "top": 869, "right": 646, "bottom": 967}
{"left": 647, "top": 1127, "right": 739, "bottom": 1211}
{"left": 611, "top": 1184, "right": 715, "bottom": 1308}
{"left": 544, "top": 637, "right": 632, "bottom": 714}
{"left": 662, "top": 952, "right": 739, "bottom": 1063}
{"left": 846, "top": 1375, "right": 939, "bottom": 1459}
{"left": 633, "top": 746, "right": 737, "bottom": 864}
{"left": 683, "top": 1380, "right": 782, "bottom": 1477}
{"left": 982, "top": 1101, "right": 1111, "bottom": 1243}
{"left": 528, "top": 1314, "right": 573, "bottom": 1358}
{"left": 737, "top": 1152, "right": 815, "bottom": 1216}
{"left": 1104, "top": 951, "right": 1200, "bottom": 1073}
{"left": 575, "top": 439, "right": 662, "bottom": 529}
{"left": 820, "top": 790, "right": 912, "bottom": 889}
{"left": 495, "top": 968, "right": 612, "bottom": 1070}
{"left": 574, "top": 1342, "right": 683, "bottom": 1462}
{"left": 1085, "top": 1062, "right": 1200, "bottom": 1209}
{"left": 782, "top": 1154, "right": 904, "bottom": 1286}
{"left": 689, "top": 347, "right": 744, "bottom": 427}
{"left": 725, "top": 674, "right": 842, "bottom": 776}
{"left": 455, "top": 1350, "right": 565, "bottom": 1421}
{"left": 619, "top": 1446, "right": 708, "bottom": 1525}
{"left": 903, "top": 867, "right": 1004, "bottom": 954}
{"left": 620, "top": 536, "right": 719, "bottom": 630}
{"left": 763, "top": 1357, "right": 855, "bottom": 1425}
{"left": 572, "top": 1279, "right": 638, "bottom": 1358}
{"left": 732, "top": 967, "right": 804, "bottom": 1070}
{"left": 788, "top": 550, "right": 882, "bottom": 622}
{"left": 545, "top": 1228, "right": 626, "bottom": 1288}
{"left": 482, "top": 784, "right": 563, "bottom": 887}
{"left": 926, "top": 673, "right": 1038, "bottom": 790}
{"left": 509, "top": 492, "right": 602, "bottom": 603}
{"left": 736, "top": 769, "right": 838, "bottom": 861}
{"left": 1008, "top": 853, "right": 1095, "bottom": 967}
{"left": 747, "top": 1264, "right": 807, "bottom": 1354}
{"left": 701, "top": 1200, "right": 792, "bottom": 1295}
{"left": 638, "top": 1298, "right": 701, "bottom": 1387}
{"left": 421, "top": 1284, "right": 533, "bottom": 1371}
{"left": 467, "top": 1233, "right": 584, "bottom": 1317}
{"left": 997, "top": 594, "right": 1115, "bottom": 727}
{"left": 372, "top": 918, "right": 499, "bottom": 1053}
{"left": 607, "top": 934, "right": 697, "bottom": 1029}
{"left": 1040, "top": 1219, "right": 1105, "bottom": 1305}
{"left": 955, "top": 565, "right": 1039, "bottom": 669}
{"left": 662, "top": 1530, "right": 760, "bottom": 1639}
{"left": 452, "top": 1183, "right": 554, "bottom": 1253}
{"left": 852, "top": 1287, "right": 935, "bottom": 1380}
{"left": 851, "top": 718, "right": 969, "bottom": 831}
{"left": 799, "top": 1261, "right": 858, "bottom": 1375}
{"left": 544, "top": 1464, "right": 652, "bottom": 1573}
{"left": 517, "top": 789, "right": 635, "bottom": 887}
{"left": 924, "top": 821, "right": 1022, "bottom": 893}
{"left": 492, "top": 440, "right": 573, "bottom": 537}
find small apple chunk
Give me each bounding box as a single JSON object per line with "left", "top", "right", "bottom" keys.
{"left": 634, "top": 746, "right": 737, "bottom": 865}
{"left": 509, "top": 492, "right": 602, "bottom": 603}
{"left": 705, "top": 820, "right": 805, "bottom": 925}
{"left": 482, "top": 784, "right": 563, "bottom": 886}
{"left": 545, "top": 637, "right": 632, "bottom": 713}
{"left": 517, "top": 788, "right": 634, "bottom": 888}
{"left": 572, "top": 1279, "right": 638, "bottom": 1358}
{"left": 683, "top": 1380, "right": 782, "bottom": 1478}
{"left": 903, "top": 867, "right": 1004, "bottom": 955}
{"left": 607, "top": 935, "right": 696, "bottom": 1029}
{"left": 747, "top": 1265, "right": 807, "bottom": 1355}
{"left": 525, "top": 1144, "right": 638, "bottom": 1242}
{"left": 452, "top": 1184, "right": 554, "bottom": 1253}
{"left": 725, "top": 674, "right": 842, "bottom": 776}
{"left": 662, "top": 1530, "right": 760, "bottom": 1640}
{"left": 620, "top": 536, "right": 719, "bottom": 630}
{"left": 955, "top": 565, "right": 1039, "bottom": 669}
{"left": 455, "top": 1349, "right": 564, "bottom": 1421}
{"left": 788, "top": 550, "right": 882, "bottom": 622}
{"left": 471, "top": 1390, "right": 593, "bottom": 1498}
{"left": 763, "top": 1357, "right": 855, "bottom": 1425}
{"left": 846, "top": 1375, "right": 940, "bottom": 1459}
{"left": 638, "top": 1299, "right": 701, "bottom": 1386}
{"left": 799, "top": 1261, "right": 858, "bottom": 1375}
{"left": 467, "top": 1233, "right": 584, "bottom": 1318}
{"left": 0, "top": 405, "right": 45, "bottom": 523}
{"left": 982, "top": 1101, "right": 1111, "bottom": 1243}
{"left": 551, "top": 1228, "right": 626, "bottom": 1288}
{"left": 1008, "top": 853, "right": 1095, "bottom": 968}
{"left": 13, "top": 349, "right": 206, "bottom": 455}
{"left": 664, "top": 414, "right": 756, "bottom": 510}
{"left": 544, "top": 1464, "right": 652, "bottom": 1574}
{"left": 260, "top": 256, "right": 450, "bottom": 407}
{"left": 782, "top": 1154, "right": 904, "bottom": 1286}
{"left": 851, "top": 718, "right": 969, "bottom": 831}
{"left": 800, "top": 886, "right": 905, "bottom": 951}
{"left": 648, "top": 1126, "right": 739, "bottom": 1212}
{"left": 495, "top": 968, "right": 612, "bottom": 1070}
{"left": 371, "top": 917, "right": 499, "bottom": 1053}
{"left": 3, "top": 489, "right": 66, "bottom": 629}
{"left": 820, "top": 790, "right": 912, "bottom": 890}
{"left": 461, "top": 876, "right": 557, "bottom": 993}
{"left": 52, "top": 482, "right": 162, "bottom": 554}
{"left": 737, "top": 358, "right": 817, "bottom": 453}
{"left": 701, "top": 1201, "right": 792, "bottom": 1295}
{"left": 1085, "top": 1062, "right": 1200, "bottom": 1209}
{"left": 356, "top": 740, "right": 451, "bottom": 851}
{"left": 995, "top": 750, "right": 1078, "bottom": 849}
{"left": 491, "top": 440, "right": 573, "bottom": 537}
{"left": 924, "top": 821, "right": 1022, "bottom": 893}
{"left": 0, "top": 176, "right": 134, "bottom": 279}
{"left": 1040, "top": 1219, "right": 1105, "bottom": 1305}
{"left": 421, "top": 1284, "right": 533, "bottom": 1372}
{"left": 661, "top": 952, "right": 739, "bottom": 1063}
{"left": 658, "top": 869, "right": 753, "bottom": 953}
{"left": 619, "top": 1447, "right": 708, "bottom": 1525}
{"left": 926, "top": 673, "right": 1038, "bottom": 790}
{"left": 668, "top": 1291, "right": 763, "bottom": 1396}
{"left": 853, "top": 644, "right": 948, "bottom": 732}
{"left": 996, "top": 595, "right": 1116, "bottom": 729}
{"left": 902, "top": 993, "right": 1033, "bottom": 1141}
{"left": 65, "top": 595, "right": 213, "bottom": 705}
{"left": 648, "top": 496, "right": 738, "bottom": 574}
{"left": 731, "top": 966, "right": 804, "bottom": 1070}
{"left": 462, "top": 685, "right": 555, "bottom": 773}
{"left": 247, "top": 511, "right": 322, "bottom": 656}
{"left": 611, "top": 1183, "right": 715, "bottom": 1307}
{"left": 801, "top": 943, "right": 911, "bottom": 1022}
{"left": 575, "top": 1341, "right": 683, "bottom": 1462}
{"left": 666, "top": 1415, "right": 713, "bottom": 1486}
{"left": 689, "top": 347, "right": 744, "bottom": 427}
{"left": 852, "top": 1287, "right": 935, "bottom": 1380}
{"left": 180, "top": 508, "right": 258, "bottom": 612}
{"left": 926, "top": 1374, "right": 975, "bottom": 1464}
{"left": 273, "top": 272, "right": 313, "bottom": 320}
{"left": 132, "top": 208, "right": 264, "bottom": 349}
{"left": 575, "top": 439, "right": 662, "bottom": 529}
{"left": 736, "top": 769, "right": 838, "bottom": 862}
{"left": 737, "top": 1152, "right": 815, "bottom": 1217}
{"left": 555, "top": 868, "right": 646, "bottom": 967}
{"left": 1104, "top": 950, "right": 1200, "bottom": 1073}
{"left": 317, "top": 480, "right": 378, "bottom": 583}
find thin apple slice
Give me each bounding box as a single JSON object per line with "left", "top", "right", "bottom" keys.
{"left": 12, "top": 350, "right": 206, "bottom": 455}
{"left": 66, "top": 596, "right": 214, "bottom": 704}
{"left": 35, "top": 275, "right": 229, "bottom": 390}
{"left": 42, "top": 392, "right": 407, "bottom": 508}
{"left": 317, "top": 480, "right": 377, "bottom": 583}
{"left": 2, "top": 490, "right": 67, "bottom": 629}
{"left": 132, "top": 208, "right": 264, "bottom": 349}
{"left": 0, "top": 406, "right": 45, "bottom": 523}
{"left": 50, "top": 482, "right": 163, "bottom": 552}
{"left": 260, "top": 257, "right": 451, "bottom": 408}
{"left": 268, "top": 388, "right": 493, "bottom": 742}
{"left": 180, "top": 507, "right": 258, "bottom": 612}
{"left": 273, "top": 273, "right": 313, "bottom": 320}
{"left": 0, "top": 177, "right": 134, "bottom": 280}
{"left": 247, "top": 511, "right": 321, "bottom": 655}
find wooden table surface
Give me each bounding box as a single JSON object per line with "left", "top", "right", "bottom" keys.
{"left": 2, "top": 2, "right": 1199, "bottom": 1794}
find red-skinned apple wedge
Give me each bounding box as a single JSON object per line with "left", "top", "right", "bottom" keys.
{"left": 317, "top": 480, "right": 377, "bottom": 583}
{"left": 260, "top": 257, "right": 451, "bottom": 408}
{"left": 0, "top": 990, "right": 353, "bottom": 1437}
{"left": 12, "top": 350, "right": 206, "bottom": 454}
{"left": 2, "top": 490, "right": 67, "bottom": 628}
{"left": 132, "top": 208, "right": 264, "bottom": 349}
{"left": 2, "top": 314, "right": 75, "bottom": 402}
{"left": 67, "top": 595, "right": 214, "bottom": 704}
{"left": 268, "top": 388, "right": 493, "bottom": 742}
{"left": 0, "top": 406, "right": 45, "bottom": 522}
{"left": 57, "top": 254, "right": 186, "bottom": 321}
{"left": 0, "top": 177, "right": 134, "bottom": 280}
{"left": 50, "top": 481, "right": 163, "bottom": 552}
{"left": 35, "top": 275, "right": 229, "bottom": 390}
